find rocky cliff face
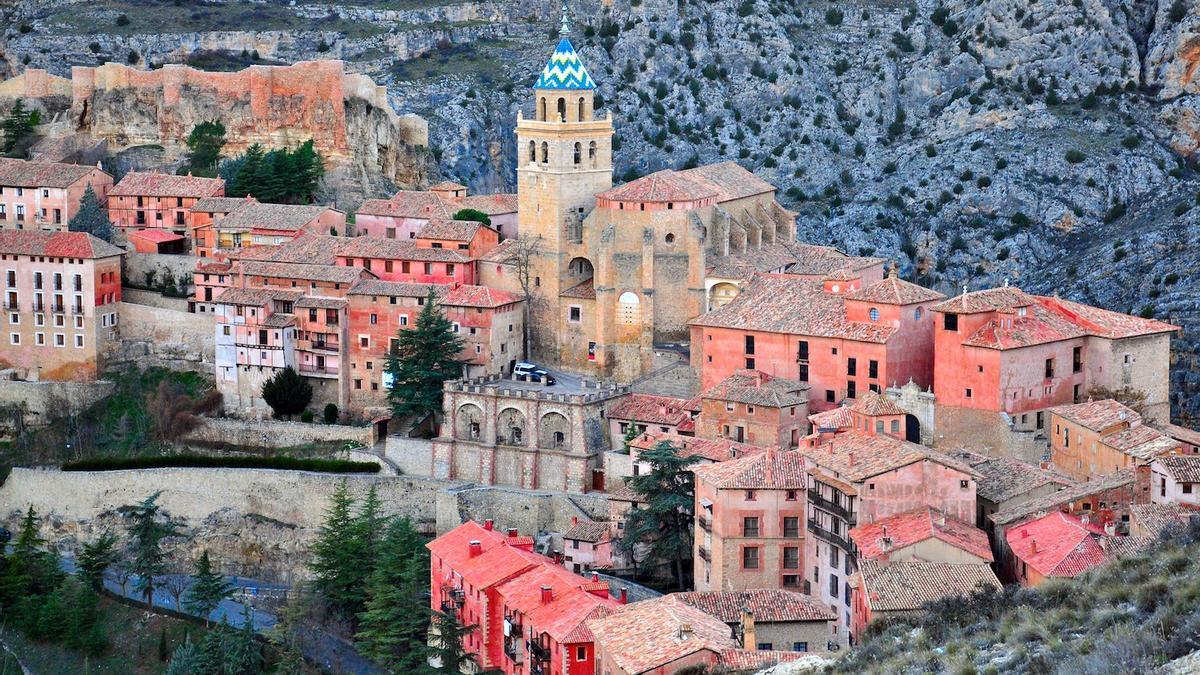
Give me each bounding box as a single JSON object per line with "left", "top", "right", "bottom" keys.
{"left": 2, "top": 0, "right": 1198, "bottom": 421}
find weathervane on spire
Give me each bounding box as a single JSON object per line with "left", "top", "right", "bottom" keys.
{"left": 560, "top": 1, "right": 571, "bottom": 36}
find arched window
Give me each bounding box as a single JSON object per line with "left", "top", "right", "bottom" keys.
{"left": 540, "top": 141, "right": 548, "bottom": 163}
{"left": 618, "top": 292, "right": 640, "bottom": 324}
{"left": 573, "top": 142, "right": 581, "bottom": 164}
{"left": 528, "top": 140, "right": 536, "bottom": 163}
{"left": 588, "top": 141, "right": 597, "bottom": 162}
{"left": 539, "top": 97, "right": 547, "bottom": 121}
{"left": 914, "top": 307, "right": 924, "bottom": 320}
{"left": 578, "top": 96, "right": 585, "bottom": 121}
{"left": 557, "top": 97, "right": 566, "bottom": 122}
{"left": 665, "top": 233, "right": 675, "bottom": 244}
{"left": 869, "top": 307, "right": 880, "bottom": 322}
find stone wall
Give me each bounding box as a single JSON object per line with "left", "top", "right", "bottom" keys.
{"left": 108, "top": 301, "right": 213, "bottom": 372}
{"left": 120, "top": 287, "right": 190, "bottom": 311}
{"left": 933, "top": 404, "right": 1049, "bottom": 464}
{"left": 385, "top": 435, "right": 435, "bottom": 476}
{"left": 124, "top": 252, "right": 199, "bottom": 292}
{"left": 182, "top": 416, "right": 376, "bottom": 449}
{"left": 0, "top": 377, "right": 115, "bottom": 429}
{"left": 434, "top": 483, "right": 610, "bottom": 536}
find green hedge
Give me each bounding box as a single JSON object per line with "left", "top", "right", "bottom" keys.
{"left": 61, "top": 454, "right": 380, "bottom": 473}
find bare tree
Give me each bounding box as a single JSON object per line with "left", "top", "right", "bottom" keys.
{"left": 113, "top": 566, "right": 133, "bottom": 598}
{"left": 507, "top": 235, "right": 543, "bottom": 361}
{"left": 145, "top": 380, "right": 222, "bottom": 443}
{"left": 162, "top": 572, "right": 190, "bottom": 611}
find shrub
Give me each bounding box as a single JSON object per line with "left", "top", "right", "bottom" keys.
{"left": 317, "top": 39, "right": 330, "bottom": 52}
{"left": 301, "top": 410, "right": 315, "bottom": 423}
{"left": 89, "top": 42, "right": 102, "bottom": 54}
{"left": 1065, "top": 149, "right": 1086, "bottom": 164}
{"left": 1121, "top": 134, "right": 1141, "bottom": 149}
{"left": 19, "top": 23, "right": 32, "bottom": 34}
{"left": 324, "top": 403, "right": 339, "bottom": 424}
{"left": 116, "top": 13, "right": 130, "bottom": 26}
{"left": 127, "top": 49, "right": 139, "bottom": 64}
{"left": 63, "top": 454, "right": 378, "bottom": 473}
{"left": 825, "top": 8, "right": 844, "bottom": 25}
{"left": 1169, "top": 0, "right": 1187, "bottom": 23}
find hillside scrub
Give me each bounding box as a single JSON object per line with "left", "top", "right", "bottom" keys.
{"left": 834, "top": 517, "right": 1200, "bottom": 673}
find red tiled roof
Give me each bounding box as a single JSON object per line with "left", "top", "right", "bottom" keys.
{"left": 673, "top": 589, "right": 835, "bottom": 623}
{"left": 233, "top": 260, "right": 371, "bottom": 284}
{"left": 429, "top": 180, "right": 467, "bottom": 191}
{"left": 858, "top": 559, "right": 1001, "bottom": 612}
{"left": 456, "top": 193, "right": 517, "bottom": 215}
{"left": 192, "top": 196, "right": 249, "bottom": 214}
{"left": 494, "top": 562, "right": 619, "bottom": 643}
{"left": 0, "top": 230, "right": 123, "bottom": 259}
{"left": 677, "top": 161, "right": 775, "bottom": 202}
{"left": 346, "top": 279, "right": 446, "bottom": 298}
{"left": 1042, "top": 295, "right": 1178, "bottom": 339}
{"left": 219, "top": 203, "right": 334, "bottom": 232}
{"left": 195, "top": 260, "right": 232, "bottom": 274}
{"left": 563, "top": 520, "right": 611, "bottom": 543}
{"left": 294, "top": 296, "right": 347, "bottom": 310}
{"left": 1006, "top": 511, "right": 1110, "bottom": 578}
{"left": 691, "top": 447, "right": 807, "bottom": 489}
{"left": 809, "top": 405, "right": 855, "bottom": 431}
{"left": 357, "top": 190, "right": 454, "bottom": 219}
{"left": 109, "top": 171, "right": 223, "bottom": 198}
{"left": 0, "top": 158, "right": 106, "bottom": 188}
{"left": 129, "top": 228, "right": 185, "bottom": 244}
{"left": 236, "top": 234, "right": 340, "bottom": 265}
{"left": 717, "top": 649, "right": 809, "bottom": 670}
{"left": 849, "top": 507, "right": 993, "bottom": 562}
{"left": 212, "top": 287, "right": 303, "bottom": 307}
{"left": 587, "top": 595, "right": 735, "bottom": 674}
{"left": 802, "top": 430, "right": 977, "bottom": 483}
{"left": 948, "top": 449, "right": 1074, "bottom": 504}
{"left": 991, "top": 469, "right": 1134, "bottom": 527}
{"left": 426, "top": 520, "right": 509, "bottom": 575}
{"left": 1049, "top": 399, "right": 1140, "bottom": 432}
{"left": 560, "top": 277, "right": 595, "bottom": 299}
{"left": 1155, "top": 455, "right": 1200, "bottom": 483}
{"left": 850, "top": 391, "right": 905, "bottom": 417}
{"left": 932, "top": 287, "right": 1036, "bottom": 314}
{"left": 702, "top": 369, "right": 809, "bottom": 408}
{"left": 441, "top": 284, "right": 523, "bottom": 308}
{"left": 1100, "top": 425, "right": 1178, "bottom": 460}
{"left": 690, "top": 274, "right": 896, "bottom": 343}
{"left": 960, "top": 301, "right": 1089, "bottom": 349}
{"left": 607, "top": 393, "right": 695, "bottom": 426}
{"left": 845, "top": 274, "right": 945, "bottom": 305}
{"left": 416, "top": 219, "right": 490, "bottom": 242}
{"left": 479, "top": 237, "right": 521, "bottom": 264}
{"left": 598, "top": 169, "right": 717, "bottom": 202}
{"left": 631, "top": 432, "right": 769, "bottom": 464}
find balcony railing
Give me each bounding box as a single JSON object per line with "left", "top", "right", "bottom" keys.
{"left": 234, "top": 341, "right": 283, "bottom": 350}
{"left": 299, "top": 339, "right": 340, "bottom": 353}
{"left": 528, "top": 640, "right": 551, "bottom": 664}
{"left": 504, "top": 639, "right": 523, "bottom": 664}
{"left": 299, "top": 364, "right": 339, "bottom": 377}
{"left": 71, "top": 304, "right": 84, "bottom": 315}
{"left": 808, "top": 488, "right": 857, "bottom": 526}
{"left": 698, "top": 547, "right": 711, "bottom": 562}
{"left": 31, "top": 302, "right": 44, "bottom": 312}
{"left": 49, "top": 303, "right": 65, "bottom": 314}
{"left": 807, "top": 518, "right": 853, "bottom": 552}
{"left": 697, "top": 516, "right": 712, "bottom": 533}
{"left": 2, "top": 301, "right": 17, "bottom": 311}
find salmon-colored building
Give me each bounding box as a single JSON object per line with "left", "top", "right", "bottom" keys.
{"left": 562, "top": 516, "right": 614, "bottom": 574}
{"left": 931, "top": 287, "right": 1179, "bottom": 432}
{"left": 1006, "top": 511, "right": 1113, "bottom": 587}
{"left": 698, "top": 369, "right": 809, "bottom": 448}
{"left": 106, "top": 171, "right": 224, "bottom": 241}
{"left": 605, "top": 393, "right": 698, "bottom": 451}
{"left": 0, "top": 230, "right": 123, "bottom": 380}
{"left": 187, "top": 196, "right": 252, "bottom": 257}
{"left": 354, "top": 186, "right": 518, "bottom": 240}
{"left": 415, "top": 219, "right": 501, "bottom": 259}
{"left": 333, "top": 236, "right": 476, "bottom": 285}
{"left": 690, "top": 271, "right": 944, "bottom": 414}
{"left": 808, "top": 390, "right": 914, "bottom": 443}
{"left": 1048, "top": 398, "right": 1180, "bottom": 481}
{"left": 190, "top": 198, "right": 344, "bottom": 257}
{"left": 0, "top": 158, "right": 113, "bottom": 232}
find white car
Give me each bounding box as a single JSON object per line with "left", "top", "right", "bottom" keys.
{"left": 513, "top": 362, "right": 556, "bottom": 385}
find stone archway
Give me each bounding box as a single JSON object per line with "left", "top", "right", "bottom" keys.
{"left": 708, "top": 282, "right": 740, "bottom": 310}
{"left": 539, "top": 411, "right": 570, "bottom": 449}
{"left": 567, "top": 256, "right": 594, "bottom": 281}
{"left": 455, "top": 403, "right": 484, "bottom": 441}
{"left": 497, "top": 407, "right": 527, "bottom": 446}
{"left": 904, "top": 414, "right": 921, "bottom": 444}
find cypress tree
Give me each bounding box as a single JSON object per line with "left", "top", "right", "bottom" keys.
{"left": 385, "top": 288, "right": 465, "bottom": 428}
{"left": 622, "top": 440, "right": 700, "bottom": 590}
{"left": 125, "top": 491, "right": 180, "bottom": 606}
{"left": 356, "top": 517, "right": 431, "bottom": 671}
{"left": 261, "top": 365, "right": 312, "bottom": 420}
{"left": 428, "top": 610, "right": 479, "bottom": 672}
{"left": 77, "top": 530, "right": 119, "bottom": 591}
{"left": 231, "top": 143, "right": 267, "bottom": 198}
{"left": 68, "top": 185, "right": 114, "bottom": 243}
{"left": 309, "top": 480, "right": 361, "bottom": 619}
{"left": 185, "top": 120, "right": 226, "bottom": 175}
{"left": 2, "top": 99, "right": 38, "bottom": 156}
{"left": 291, "top": 139, "right": 324, "bottom": 202}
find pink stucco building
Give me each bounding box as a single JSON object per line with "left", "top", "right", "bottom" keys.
{"left": 0, "top": 158, "right": 113, "bottom": 231}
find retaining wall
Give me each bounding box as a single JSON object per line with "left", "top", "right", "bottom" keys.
{"left": 108, "top": 301, "right": 213, "bottom": 371}
{"left": 125, "top": 252, "right": 199, "bottom": 291}
{"left": 182, "top": 416, "right": 376, "bottom": 449}
{"left": 0, "top": 378, "right": 115, "bottom": 427}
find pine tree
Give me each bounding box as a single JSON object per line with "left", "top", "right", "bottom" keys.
{"left": 623, "top": 440, "right": 700, "bottom": 589}
{"left": 385, "top": 288, "right": 465, "bottom": 428}
{"left": 356, "top": 517, "right": 431, "bottom": 671}
{"left": 451, "top": 207, "right": 492, "bottom": 227}
{"left": 184, "top": 550, "right": 234, "bottom": 626}
{"left": 77, "top": 530, "right": 119, "bottom": 591}
{"left": 261, "top": 365, "right": 312, "bottom": 420}
{"left": 428, "top": 610, "right": 479, "bottom": 672}
{"left": 291, "top": 139, "right": 324, "bottom": 202}
{"left": 621, "top": 420, "right": 640, "bottom": 454}
{"left": 2, "top": 99, "right": 38, "bottom": 156}
{"left": 185, "top": 120, "right": 226, "bottom": 176}
{"left": 194, "top": 625, "right": 226, "bottom": 673}
{"left": 68, "top": 185, "right": 114, "bottom": 243}
{"left": 309, "top": 480, "right": 362, "bottom": 619}
{"left": 125, "top": 491, "right": 180, "bottom": 606}
{"left": 230, "top": 143, "right": 267, "bottom": 198}
{"left": 223, "top": 603, "right": 262, "bottom": 674}
{"left": 164, "top": 637, "right": 201, "bottom": 675}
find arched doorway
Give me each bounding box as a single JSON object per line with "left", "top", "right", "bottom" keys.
{"left": 904, "top": 414, "right": 921, "bottom": 444}
{"left": 709, "top": 282, "right": 739, "bottom": 310}
{"left": 617, "top": 292, "right": 640, "bottom": 324}
{"left": 567, "top": 257, "right": 594, "bottom": 281}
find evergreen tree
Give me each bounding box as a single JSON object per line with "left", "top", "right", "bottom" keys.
{"left": 224, "top": 603, "right": 263, "bottom": 674}
{"left": 291, "top": 139, "right": 324, "bottom": 202}
{"left": 354, "top": 484, "right": 386, "bottom": 569}
{"left": 77, "top": 530, "right": 119, "bottom": 591}
{"left": 9, "top": 505, "right": 61, "bottom": 595}
{"left": 164, "top": 638, "right": 201, "bottom": 675}
{"left": 309, "top": 480, "right": 362, "bottom": 619}
{"left": 124, "top": 491, "right": 180, "bottom": 606}
{"left": 621, "top": 421, "right": 640, "bottom": 454}
{"left": 356, "top": 517, "right": 431, "bottom": 671}
{"left": 260, "top": 148, "right": 293, "bottom": 204}
{"left": 261, "top": 365, "right": 312, "bottom": 420}
{"left": 194, "top": 624, "right": 226, "bottom": 673}
{"left": 428, "top": 610, "right": 480, "bottom": 672}
{"left": 622, "top": 440, "right": 700, "bottom": 589}
{"left": 183, "top": 550, "right": 233, "bottom": 625}
{"left": 230, "top": 143, "right": 267, "bottom": 198}
{"left": 385, "top": 289, "right": 465, "bottom": 428}
{"left": 185, "top": 120, "right": 226, "bottom": 176}
{"left": 2, "top": 99, "right": 39, "bottom": 156}
{"left": 68, "top": 185, "right": 114, "bottom": 242}
{"left": 451, "top": 207, "right": 492, "bottom": 227}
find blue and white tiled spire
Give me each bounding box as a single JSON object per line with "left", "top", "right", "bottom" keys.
{"left": 534, "top": 3, "right": 596, "bottom": 90}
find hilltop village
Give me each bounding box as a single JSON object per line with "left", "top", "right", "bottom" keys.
{"left": 1, "top": 24, "right": 1200, "bottom": 675}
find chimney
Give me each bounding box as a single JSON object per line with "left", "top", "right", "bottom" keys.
{"left": 572, "top": 516, "right": 578, "bottom": 527}
{"left": 660, "top": 403, "right": 668, "bottom": 416}
{"left": 591, "top": 572, "right": 600, "bottom": 582}
{"left": 1104, "top": 521, "right": 1116, "bottom": 536}
{"left": 679, "top": 624, "right": 694, "bottom": 640}
{"left": 619, "top": 588, "right": 628, "bottom": 604}
{"left": 507, "top": 527, "right": 518, "bottom": 537}
{"left": 468, "top": 540, "right": 482, "bottom": 558}
{"left": 1039, "top": 460, "right": 1051, "bottom": 471}
{"left": 484, "top": 519, "right": 494, "bottom": 531}
{"left": 848, "top": 451, "right": 856, "bottom": 466}
{"left": 1030, "top": 539, "right": 1038, "bottom": 554}
{"left": 740, "top": 607, "right": 756, "bottom": 650}
{"left": 540, "top": 585, "right": 553, "bottom": 604}
{"left": 879, "top": 536, "right": 893, "bottom": 553}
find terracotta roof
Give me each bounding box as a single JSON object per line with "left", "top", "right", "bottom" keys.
{"left": 337, "top": 238, "right": 472, "bottom": 263}
{"left": 802, "top": 431, "right": 977, "bottom": 483}
{"left": 1049, "top": 399, "right": 1140, "bottom": 432}
{"left": 845, "top": 274, "right": 945, "bottom": 305}
{"left": 195, "top": 260, "right": 232, "bottom": 274}
{"left": 212, "top": 287, "right": 303, "bottom": 307}
{"left": 429, "top": 180, "right": 466, "bottom": 191}
{"left": 858, "top": 559, "right": 1001, "bottom": 612}
{"left": 294, "top": 296, "right": 346, "bottom": 310}
{"left": 809, "top": 405, "right": 854, "bottom": 431}
{"left": 236, "top": 234, "right": 340, "bottom": 265}
{"left": 0, "top": 230, "right": 123, "bottom": 259}
{"left": 690, "top": 274, "right": 896, "bottom": 343}
{"left": 262, "top": 313, "right": 295, "bottom": 328}
{"left": 848, "top": 507, "right": 993, "bottom": 562}
{"left": 851, "top": 391, "right": 905, "bottom": 417}
{"left": 932, "top": 287, "right": 1037, "bottom": 314}
{"left": 494, "top": 563, "right": 619, "bottom": 643}
{"left": 561, "top": 605, "right": 614, "bottom": 644}
{"left": 632, "top": 432, "right": 769, "bottom": 465}
{"left": 1006, "top": 511, "right": 1109, "bottom": 578}
{"left": 947, "top": 450, "right": 1074, "bottom": 504}
{"left": 691, "top": 447, "right": 807, "bottom": 489}
{"left": 480, "top": 238, "right": 521, "bottom": 264}
{"left": 605, "top": 481, "right": 645, "bottom": 503}
{"left": 1042, "top": 295, "right": 1178, "bottom": 339}
{"left": 219, "top": 203, "right": 333, "bottom": 232}
{"left": 109, "top": 171, "right": 223, "bottom": 198}
{"left": 347, "top": 279, "right": 446, "bottom": 298}
{"left": 1129, "top": 502, "right": 1192, "bottom": 538}
{"left": 416, "top": 219, "right": 489, "bottom": 242}
{"left": 1154, "top": 455, "right": 1200, "bottom": 483}
{"left": 233, "top": 260, "right": 370, "bottom": 284}
{"left": 564, "top": 520, "right": 610, "bottom": 543}
{"left": 1156, "top": 423, "right": 1200, "bottom": 447}
{"left": 560, "top": 277, "right": 595, "bottom": 299}
{"left": 0, "top": 158, "right": 105, "bottom": 188}
{"left": 673, "top": 589, "right": 835, "bottom": 624}
{"left": 717, "top": 649, "right": 810, "bottom": 670}
{"left": 356, "top": 190, "right": 454, "bottom": 219}
{"left": 702, "top": 370, "right": 808, "bottom": 407}
{"left": 598, "top": 169, "right": 717, "bottom": 202}
{"left": 607, "top": 394, "right": 696, "bottom": 426}
{"left": 456, "top": 193, "right": 517, "bottom": 215}
{"left": 1100, "top": 425, "right": 1178, "bottom": 460}
{"left": 991, "top": 469, "right": 1135, "bottom": 527}
{"left": 129, "top": 228, "right": 185, "bottom": 244}
{"left": 677, "top": 161, "right": 775, "bottom": 202}
{"left": 192, "top": 196, "right": 249, "bottom": 214}
{"left": 452, "top": 541, "right": 540, "bottom": 592}
{"left": 425, "top": 520, "right": 507, "bottom": 571}
{"left": 587, "top": 595, "right": 735, "bottom": 674}
{"left": 442, "top": 284, "right": 523, "bottom": 308}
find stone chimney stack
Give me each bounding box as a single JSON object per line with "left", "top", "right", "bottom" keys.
{"left": 469, "top": 540, "right": 482, "bottom": 558}
{"left": 740, "top": 606, "right": 756, "bottom": 650}
{"left": 540, "top": 585, "right": 553, "bottom": 604}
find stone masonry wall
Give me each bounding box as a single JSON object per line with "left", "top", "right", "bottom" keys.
{"left": 181, "top": 416, "right": 376, "bottom": 449}
{"left": 108, "top": 301, "right": 213, "bottom": 372}
{"left": 0, "top": 378, "right": 115, "bottom": 429}
{"left": 434, "top": 483, "right": 610, "bottom": 536}
{"left": 124, "top": 252, "right": 199, "bottom": 293}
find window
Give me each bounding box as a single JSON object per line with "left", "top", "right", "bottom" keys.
{"left": 847, "top": 357, "right": 856, "bottom": 376}
{"left": 75, "top": 334, "right": 83, "bottom": 348}
{"left": 890, "top": 419, "right": 900, "bottom": 433}
{"left": 35, "top": 332, "right": 44, "bottom": 345}
{"left": 743, "top": 517, "right": 760, "bottom": 537}
{"left": 783, "top": 574, "right": 800, "bottom": 588}
{"left": 757, "top": 643, "right": 773, "bottom": 651}
{"left": 360, "top": 336, "right": 369, "bottom": 348}
{"left": 869, "top": 307, "right": 880, "bottom": 322}
{"left": 744, "top": 490, "right": 756, "bottom": 501}
{"left": 783, "top": 517, "right": 799, "bottom": 538}
{"left": 793, "top": 642, "right": 808, "bottom": 653}
{"left": 9, "top": 333, "right": 18, "bottom": 345}
{"left": 825, "top": 390, "right": 835, "bottom": 403}
{"left": 1045, "top": 358, "right": 1054, "bottom": 378}
{"left": 847, "top": 381, "right": 856, "bottom": 399}
{"left": 799, "top": 363, "right": 809, "bottom": 382}
{"left": 869, "top": 360, "right": 878, "bottom": 379}
{"left": 1184, "top": 484, "right": 1194, "bottom": 494}
{"left": 828, "top": 574, "right": 839, "bottom": 597}
{"left": 798, "top": 340, "right": 809, "bottom": 360}
{"left": 960, "top": 479, "right": 969, "bottom": 489}
{"left": 944, "top": 313, "right": 958, "bottom": 331}
{"left": 576, "top": 647, "right": 586, "bottom": 662}
{"left": 370, "top": 314, "right": 377, "bottom": 325}
{"left": 1036, "top": 411, "right": 1045, "bottom": 430}
{"left": 745, "top": 357, "right": 755, "bottom": 369}
{"left": 54, "top": 333, "right": 65, "bottom": 346}
{"left": 745, "top": 335, "right": 755, "bottom": 355}
{"left": 742, "top": 547, "right": 759, "bottom": 569}
{"left": 965, "top": 388, "right": 973, "bottom": 399}
{"left": 568, "top": 306, "right": 581, "bottom": 322}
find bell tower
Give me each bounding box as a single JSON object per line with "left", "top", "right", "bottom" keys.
{"left": 516, "top": 5, "right": 614, "bottom": 363}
